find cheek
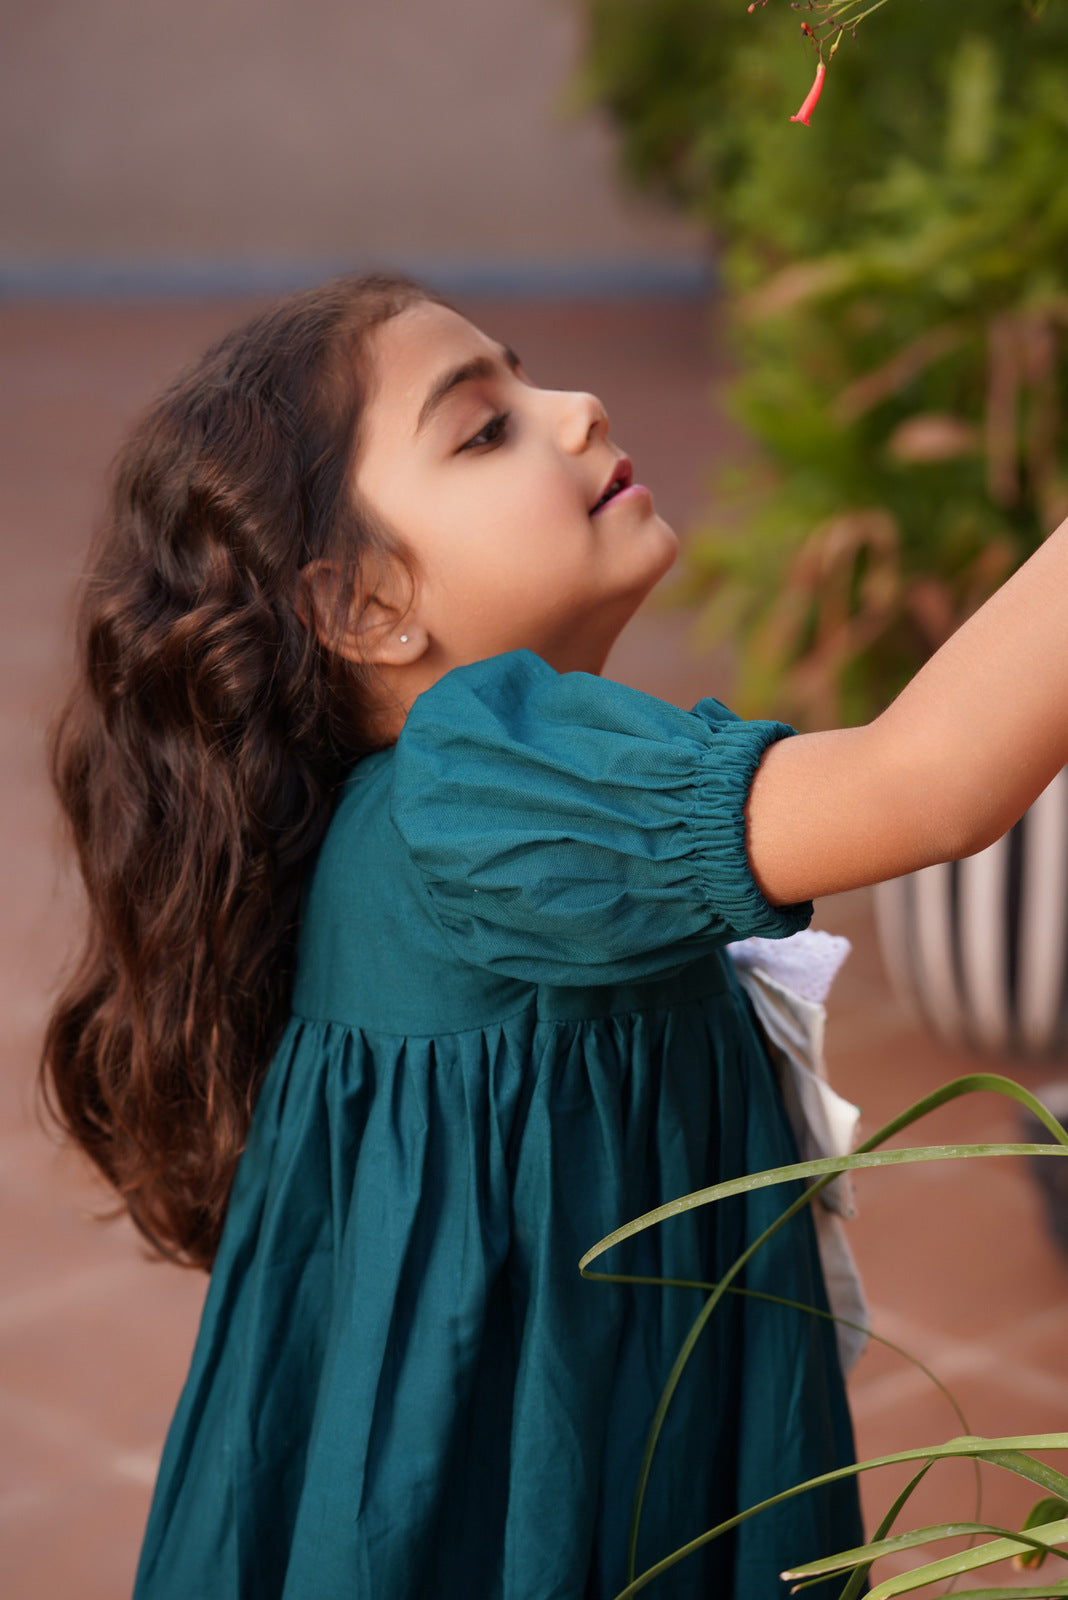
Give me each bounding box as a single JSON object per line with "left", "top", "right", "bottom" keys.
{"left": 461, "top": 482, "right": 591, "bottom": 572}
{"left": 407, "top": 473, "right": 601, "bottom": 617}
{"left": 519, "top": 480, "right": 600, "bottom": 564}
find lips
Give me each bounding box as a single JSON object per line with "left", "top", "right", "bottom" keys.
{"left": 590, "top": 456, "right": 634, "bottom": 513}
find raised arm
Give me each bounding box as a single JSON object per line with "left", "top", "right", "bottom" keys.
{"left": 746, "top": 515, "right": 1068, "bottom": 906}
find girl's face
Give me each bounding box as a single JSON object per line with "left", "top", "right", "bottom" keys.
{"left": 351, "top": 301, "right": 678, "bottom": 687}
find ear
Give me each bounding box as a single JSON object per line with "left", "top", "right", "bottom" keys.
{"left": 298, "top": 558, "right": 428, "bottom": 668}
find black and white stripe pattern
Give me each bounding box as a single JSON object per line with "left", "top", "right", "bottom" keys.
{"left": 873, "top": 770, "right": 1068, "bottom": 1056}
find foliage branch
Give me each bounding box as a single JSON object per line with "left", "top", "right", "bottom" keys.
{"left": 571, "top": 0, "right": 1068, "bottom": 726}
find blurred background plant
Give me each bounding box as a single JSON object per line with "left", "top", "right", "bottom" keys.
{"left": 572, "top": 0, "right": 1068, "bottom": 727}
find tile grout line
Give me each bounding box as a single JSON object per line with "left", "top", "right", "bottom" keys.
{"left": 0, "top": 1258, "right": 143, "bottom": 1335}
{"left": 850, "top": 1299, "right": 1068, "bottom": 1422}
{"left": 0, "top": 1384, "right": 162, "bottom": 1510}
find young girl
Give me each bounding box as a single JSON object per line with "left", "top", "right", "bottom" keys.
{"left": 41, "top": 270, "right": 1068, "bottom": 1600}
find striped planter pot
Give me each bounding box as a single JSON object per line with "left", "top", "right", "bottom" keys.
{"left": 873, "top": 769, "right": 1068, "bottom": 1057}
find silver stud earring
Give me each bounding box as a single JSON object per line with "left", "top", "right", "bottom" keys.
{"left": 399, "top": 634, "right": 408, "bottom": 644}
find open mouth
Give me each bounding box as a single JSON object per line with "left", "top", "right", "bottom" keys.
{"left": 591, "top": 458, "right": 634, "bottom": 513}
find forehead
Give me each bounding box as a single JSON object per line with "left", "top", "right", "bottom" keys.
{"left": 362, "top": 301, "right": 501, "bottom": 437}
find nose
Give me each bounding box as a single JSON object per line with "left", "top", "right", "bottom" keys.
{"left": 555, "top": 388, "right": 610, "bottom": 453}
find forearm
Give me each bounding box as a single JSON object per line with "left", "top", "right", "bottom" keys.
{"left": 747, "top": 516, "right": 1068, "bottom": 906}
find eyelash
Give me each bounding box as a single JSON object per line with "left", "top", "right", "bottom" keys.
{"left": 461, "top": 412, "right": 510, "bottom": 452}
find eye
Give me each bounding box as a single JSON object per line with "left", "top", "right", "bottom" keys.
{"left": 460, "top": 412, "right": 510, "bottom": 452}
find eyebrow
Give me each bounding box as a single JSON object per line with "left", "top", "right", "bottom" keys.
{"left": 414, "top": 344, "right": 523, "bottom": 438}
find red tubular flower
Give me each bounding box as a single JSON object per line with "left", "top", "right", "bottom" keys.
{"left": 790, "top": 60, "right": 826, "bottom": 126}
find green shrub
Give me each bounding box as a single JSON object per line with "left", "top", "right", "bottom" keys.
{"left": 574, "top": 2, "right": 1068, "bottom": 726}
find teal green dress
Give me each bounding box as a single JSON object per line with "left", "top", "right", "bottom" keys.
{"left": 134, "top": 649, "right": 863, "bottom": 1600}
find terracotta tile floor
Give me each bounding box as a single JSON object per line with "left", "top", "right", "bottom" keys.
{"left": 2, "top": 296, "right": 1066, "bottom": 1597}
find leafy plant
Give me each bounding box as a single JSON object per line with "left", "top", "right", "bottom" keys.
{"left": 748, "top": 0, "right": 1054, "bottom": 123}
{"left": 692, "top": 34, "right": 1068, "bottom": 726}
{"left": 580, "top": 1073, "right": 1068, "bottom": 1597}
{"left": 571, "top": 17, "right": 1068, "bottom": 1581}
{"left": 571, "top": 1, "right": 1068, "bottom": 726}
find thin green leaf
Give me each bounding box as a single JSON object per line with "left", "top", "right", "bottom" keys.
{"left": 598, "top": 1072, "right": 1068, "bottom": 1581}
{"left": 784, "top": 1519, "right": 1068, "bottom": 1580}
{"left": 581, "top": 1272, "right": 976, "bottom": 1443}
{"left": 836, "top": 1463, "right": 934, "bottom": 1600}
{"left": 610, "top": 1439, "right": 1068, "bottom": 1598}
{"left": 1022, "top": 1495, "right": 1068, "bottom": 1530}
{"left": 863, "top": 1515, "right": 1068, "bottom": 1597}
{"left": 589, "top": 1071, "right": 1068, "bottom": 1277}
{"left": 924, "top": 1588, "right": 1068, "bottom": 1598}
{"left": 581, "top": 1143, "right": 1066, "bottom": 1273}
{"left": 1016, "top": 1494, "right": 1068, "bottom": 1569}
{"left": 605, "top": 1141, "right": 1056, "bottom": 1580}
{"left": 863, "top": 1074, "right": 1068, "bottom": 1151}
{"left": 580, "top": 1267, "right": 979, "bottom": 1596}
{"left": 983, "top": 1450, "right": 1068, "bottom": 1501}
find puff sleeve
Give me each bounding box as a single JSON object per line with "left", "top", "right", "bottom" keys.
{"left": 389, "top": 650, "right": 811, "bottom": 985}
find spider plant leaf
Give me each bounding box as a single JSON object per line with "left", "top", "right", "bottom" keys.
{"left": 982, "top": 1450, "right": 1068, "bottom": 1501}
{"left": 922, "top": 1588, "right": 1068, "bottom": 1597}
{"left": 835, "top": 1462, "right": 933, "bottom": 1600}
{"left": 860, "top": 1516, "right": 1068, "bottom": 1598}
{"left": 611, "top": 1438, "right": 1068, "bottom": 1597}
{"left": 1015, "top": 1495, "right": 1068, "bottom": 1569}
{"left": 594, "top": 1072, "right": 1068, "bottom": 1586}
{"left": 1022, "top": 1495, "right": 1068, "bottom": 1529}
{"left": 581, "top": 1142, "right": 1068, "bottom": 1277}
{"left": 782, "top": 1518, "right": 1068, "bottom": 1580}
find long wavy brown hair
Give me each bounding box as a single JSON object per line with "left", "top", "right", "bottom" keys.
{"left": 40, "top": 271, "right": 449, "bottom": 1269}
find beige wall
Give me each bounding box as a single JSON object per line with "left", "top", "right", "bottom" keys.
{"left": 2, "top": 0, "right": 706, "bottom": 284}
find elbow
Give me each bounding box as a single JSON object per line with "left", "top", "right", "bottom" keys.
{"left": 923, "top": 791, "right": 1026, "bottom": 867}
{"left": 951, "top": 809, "right": 1018, "bottom": 864}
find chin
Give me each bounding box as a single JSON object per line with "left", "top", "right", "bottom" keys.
{"left": 640, "top": 516, "right": 680, "bottom": 587}
{"left": 594, "top": 545, "right": 680, "bottom": 659}
{"left": 658, "top": 518, "right": 681, "bottom": 567}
